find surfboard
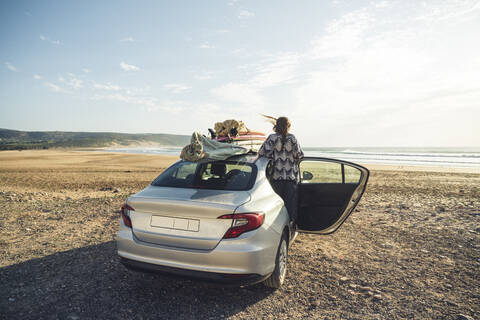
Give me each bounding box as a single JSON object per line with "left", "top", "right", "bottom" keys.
{"left": 231, "top": 140, "right": 264, "bottom": 145}
{"left": 214, "top": 134, "right": 266, "bottom": 142}
{"left": 239, "top": 131, "right": 266, "bottom": 136}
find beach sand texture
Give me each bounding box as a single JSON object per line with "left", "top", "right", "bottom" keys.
{"left": 0, "top": 150, "right": 479, "bottom": 319}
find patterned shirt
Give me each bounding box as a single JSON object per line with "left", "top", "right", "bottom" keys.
{"left": 258, "top": 133, "right": 304, "bottom": 182}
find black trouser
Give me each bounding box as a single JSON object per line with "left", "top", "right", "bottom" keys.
{"left": 270, "top": 180, "right": 298, "bottom": 223}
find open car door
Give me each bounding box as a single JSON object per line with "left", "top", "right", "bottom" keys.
{"left": 297, "top": 157, "right": 369, "bottom": 234}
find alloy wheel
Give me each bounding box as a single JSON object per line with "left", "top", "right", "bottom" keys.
{"left": 278, "top": 239, "right": 287, "bottom": 282}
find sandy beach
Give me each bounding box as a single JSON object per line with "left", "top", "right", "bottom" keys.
{"left": 0, "top": 150, "right": 479, "bottom": 319}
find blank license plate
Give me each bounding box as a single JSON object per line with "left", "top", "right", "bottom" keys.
{"left": 150, "top": 216, "right": 199, "bottom": 232}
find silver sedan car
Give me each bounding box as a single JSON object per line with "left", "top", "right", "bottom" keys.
{"left": 117, "top": 155, "right": 369, "bottom": 288}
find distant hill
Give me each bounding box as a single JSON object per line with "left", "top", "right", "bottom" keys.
{"left": 0, "top": 128, "right": 190, "bottom": 150}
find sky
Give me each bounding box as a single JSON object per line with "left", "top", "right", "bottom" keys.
{"left": 1, "top": 0, "right": 479, "bottom": 147}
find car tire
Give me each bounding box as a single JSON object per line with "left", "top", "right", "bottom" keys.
{"left": 264, "top": 233, "right": 288, "bottom": 289}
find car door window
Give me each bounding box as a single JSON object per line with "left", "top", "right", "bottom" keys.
{"left": 344, "top": 165, "right": 361, "bottom": 184}
{"left": 300, "top": 161, "right": 342, "bottom": 183}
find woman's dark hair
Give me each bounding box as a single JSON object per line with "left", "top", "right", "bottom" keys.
{"left": 274, "top": 117, "right": 291, "bottom": 144}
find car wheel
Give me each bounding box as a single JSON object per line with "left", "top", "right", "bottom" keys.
{"left": 264, "top": 233, "right": 288, "bottom": 289}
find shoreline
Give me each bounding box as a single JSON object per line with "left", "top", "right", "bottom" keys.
{"left": 95, "top": 147, "right": 480, "bottom": 173}
{"left": 1, "top": 149, "right": 479, "bottom": 174}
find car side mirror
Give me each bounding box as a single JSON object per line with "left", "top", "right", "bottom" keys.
{"left": 302, "top": 171, "right": 313, "bottom": 181}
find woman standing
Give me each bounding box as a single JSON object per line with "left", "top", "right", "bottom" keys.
{"left": 258, "top": 117, "right": 304, "bottom": 225}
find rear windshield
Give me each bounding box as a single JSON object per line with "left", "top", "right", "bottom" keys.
{"left": 152, "top": 160, "right": 257, "bottom": 191}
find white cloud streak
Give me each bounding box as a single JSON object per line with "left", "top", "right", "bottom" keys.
{"left": 90, "top": 82, "right": 178, "bottom": 113}
{"left": 163, "top": 83, "right": 190, "bottom": 94}
{"left": 198, "top": 42, "right": 215, "bottom": 49}
{"left": 211, "top": 83, "right": 265, "bottom": 109}
{"left": 93, "top": 82, "right": 121, "bottom": 91}
{"left": 33, "top": 74, "right": 42, "bottom": 80}
{"left": 39, "top": 34, "right": 60, "bottom": 45}
{"left": 120, "top": 61, "right": 140, "bottom": 71}
{"left": 91, "top": 93, "right": 185, "bottom": 114}
{"left": 67, "top": 77, "right": 83, "bottom": 90}
{"left": 194, "top": 72, "right": 215, "bottom": 81}
{"left": 120, "top": 37, "right": 135, "bottom": 42}
{"left": 5, "top": 62, "right": 18, "bottom": 72}
{"left": 44, "top": 82, "right": 69, "bottom": 93}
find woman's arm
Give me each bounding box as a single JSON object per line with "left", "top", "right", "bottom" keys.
{"left": 258, "top": 135, "right": 274, "bottom": 159}
{"left": 293, "top": 136, "right": 304, "bottom": 160}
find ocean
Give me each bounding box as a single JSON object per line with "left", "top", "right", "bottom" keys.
{"left": 104, "top": 146, "right": 480, "bottom": 168}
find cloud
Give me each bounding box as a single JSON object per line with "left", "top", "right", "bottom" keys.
{"left": 82, "top": 68, "right": 90, "bottom": 73}
{"left": 415, "top": 0, "right": 480, "bottom": 22}
{"left": 375, "top": 1, "right": 389, "bottom": 8}
{"left": 120, "top": 37, "right": 135, "bottom": 42}
{"left": 43, "top": 74, "right": 82, "bottom": 92}
{"left": 92, "top": 81, "right": 150, "bottom": 95}
{"left": 93, "top": 82, "right": 121, "bottom": 91}
{"left": 208, "top": 52, "right": 300, "bottom": 112}
{"left": 250, "top": 53, "right": 301, "bottom": 88}
{"left": 54, "top": 73, "right": 83, "bottom": 90}
{"left": 238, "top": 10, "right": 254, "bottom": 19}
{"left": 125, "top": 86, "right": 151, "bottom": 95}
{"left": 295, "top": 1, "right": 480, "bottom": 145}
{"left": 44, "top": 82, "right": 69, "bottom": 93}
{"left": 309, "top": 9, "right": 372, "bottom": 60}
{"left": 211, "top": 83, "right": 265, "bottom": 110}
{"left": 39, "top": 34, "right": 60, "bottom": 45}
{"left": 33, "top": 74, "right": 42, "bottom": 80}
{"left": 194, "top": 72, "right": 215, "bottom": 80}
{"left": 67, "top": 77, "right": 83, "bottom": 90}
{"left": 163, "top": 83, "right": 190, "bottom": 94}
{"left": 91, "top": 93, "right": 184, "bottom": 114}
{"left": 93, "top": 93, "right": 153, "bottom": 106}
{"left": 120, "top": 61, "right": 140, "bottom": 71}
{"left": 5, "top": 62, "right": 18, "bottom": 72}
{"left": 198, "top": 42, "right": 215, "bottom": 49}
{"left": 207, "top": 1, "right": 480, "bottom": 146}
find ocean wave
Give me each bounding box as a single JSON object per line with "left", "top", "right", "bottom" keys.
{"left": 102, "top": 147, "right": 480, "bottom": 168}
{"left": 308, "top": 149, "right": 480, "bottom": 159}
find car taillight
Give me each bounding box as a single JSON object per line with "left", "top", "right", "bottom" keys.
{"left": 121, "top": 203, "right": 134, "bottom": 228}
{"left": 218, "top": 213, "right": 265, "bottom": 239}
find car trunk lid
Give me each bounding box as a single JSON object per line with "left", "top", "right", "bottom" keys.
{"left": 127, "top": 185, "right": 251, "bottom": 250}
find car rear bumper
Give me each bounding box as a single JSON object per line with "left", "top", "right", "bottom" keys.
{"left": 116, "top": 223, "right": 279, "bottom": 279}
{"left": 120, "top": 257, "right": 269, "bottom": 285}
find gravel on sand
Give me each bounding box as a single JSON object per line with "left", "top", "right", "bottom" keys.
{"left": 0, "top": 150, "right": 479, "bottom": 319}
